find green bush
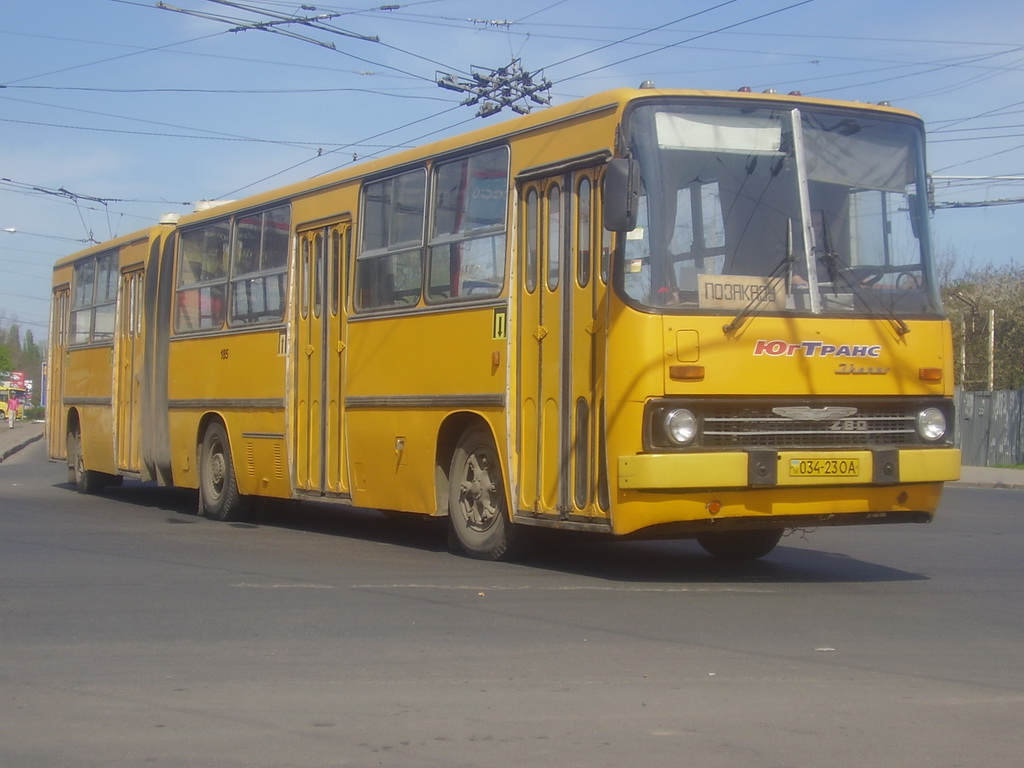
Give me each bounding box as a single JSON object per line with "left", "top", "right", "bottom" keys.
{"left": 22, "top": 406, "right": 45, "bottom": 421}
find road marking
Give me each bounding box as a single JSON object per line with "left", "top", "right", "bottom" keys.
{"left": 231, "top": 582, "right": 774, "bottom": 593}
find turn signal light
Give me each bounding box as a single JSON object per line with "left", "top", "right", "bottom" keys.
{"left": 670, "top": 365, "right": 705, "bottom": 381}
{"left": 919, "top": 368, "right": 942, "bottom": 382}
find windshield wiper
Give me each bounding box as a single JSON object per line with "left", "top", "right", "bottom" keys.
{"left": 723, "top": 220, "right": 794, "bottom": 335}
{"left": 818, "top": 215, "right": 910, "bottom": 336}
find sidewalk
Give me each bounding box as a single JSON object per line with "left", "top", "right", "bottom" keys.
{"left": 1, "top": 421, "right": 1021, "bottom": 488}
{"left": 953, "top": 464, "right": 1024, "bottom": 490}
{"left": 0, "top": 420, "right": 46, "bottom": 462}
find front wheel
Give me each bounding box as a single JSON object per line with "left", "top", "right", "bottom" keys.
{"left": 199, "top": 422, "right": 248, "bottom": 522}
{"left": 696, "top": 528, "right": 784, "bottom": 560}
{"left": 447, "top": 425, "right": 515, "bottom": 560}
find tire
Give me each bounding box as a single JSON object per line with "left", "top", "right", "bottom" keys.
{"left": 67, "top": 428, "right": 106, "bottom": 495}
{"left": 696, "top": 528, "right": 784, "bottom": 560}
{"left": 199, "top": 421, "right": 248, "bottom": 522}
{"left": 447, "top": 425, "right": 515, "bottom": 560}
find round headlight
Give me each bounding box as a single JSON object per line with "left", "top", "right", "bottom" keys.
{"left": 917, "top": 407, "right": 947, "bottom": 441}
{"left": 664, "top": 408, "right": 698, "bottom": 445}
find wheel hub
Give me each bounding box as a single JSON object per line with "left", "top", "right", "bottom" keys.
{"left": 460, "top": 453, "right": 498, "bottom": 530}
{"left": 209, "top": 451, "right": 226, "bottom": 495}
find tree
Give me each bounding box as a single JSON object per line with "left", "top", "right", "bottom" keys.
{"left": 19, "top": 330, "right": 44, "bottom": 404}
{"left": 6, "top": 323, "right": 22, "bottom": 359}
{"left": 0, "top": 320, "right": 47, "bottom": 405}
{"left": 941, "top": 263, "right": 1024, "bottom": 391}
{"left": 0, "top": 342, "right": 12, "bottom": 377}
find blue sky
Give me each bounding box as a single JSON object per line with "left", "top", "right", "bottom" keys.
{"left": 3, "top": 0, "right": 1023, "bottom": 334}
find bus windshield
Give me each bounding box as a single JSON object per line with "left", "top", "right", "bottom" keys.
{"left": 620, "top": 102, "right": 941, "bottom": 320}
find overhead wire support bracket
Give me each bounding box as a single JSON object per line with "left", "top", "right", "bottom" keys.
{"left": 436, "top": 59, "right": 552, "bottom": 118}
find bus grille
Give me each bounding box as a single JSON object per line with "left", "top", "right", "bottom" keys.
{"left": 700, "top": 403, "right": 919, "bottom": 449}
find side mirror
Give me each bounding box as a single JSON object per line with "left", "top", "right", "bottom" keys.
{"left": 603, "top": 158, "right": 640, "bottom": 233}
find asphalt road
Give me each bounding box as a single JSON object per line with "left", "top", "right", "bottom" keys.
{"left": 1, "top": 439, "right": 1022, "bottom": 768}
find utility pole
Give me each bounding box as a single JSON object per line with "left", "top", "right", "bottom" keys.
{"left": 987, "top": 308, "right": 995, "bottom": 391}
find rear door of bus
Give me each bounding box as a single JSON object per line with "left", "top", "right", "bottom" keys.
{"left": 116, "top": 266, "right": 145, "bottom": 473}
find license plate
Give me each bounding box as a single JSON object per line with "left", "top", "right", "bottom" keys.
{"left": 789, "top": 458, "right": 861, "bottom": 478}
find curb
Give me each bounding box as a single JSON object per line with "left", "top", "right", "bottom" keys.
{"left": 0, "top": 431, "right": 45, "bottom": 463}
{"left": 950, "top": 480, "right": 1024, "bottom": 491}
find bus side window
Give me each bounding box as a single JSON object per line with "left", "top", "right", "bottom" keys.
{"left": 356, "top": 170, "right": 426, "bottom": 311}
{"left": 230, "top": 205, "right": 290, "bottom": 326}
{"left": 176, "top": 219, "right": 229, "bottom": 333}
{"left": 69, "top": 251, "right": 118, "bottom": 344}
{"left": 427, "top": 146, "right": 509, "bottom": 302}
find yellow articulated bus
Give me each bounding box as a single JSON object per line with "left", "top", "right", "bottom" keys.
{"left": 48, "top": 86, "right": 960, "bottom": 560}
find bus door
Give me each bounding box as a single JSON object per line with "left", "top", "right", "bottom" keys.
{"left": 115, "top": 267, "right": 145, "bottom": 472}
{"left": 47, "top": 287, "right": 71, "bottom": 459}
{"left": 295, "top": 221, "right": 351, "bottom": 496}
{"left": 518, "top": 168, "right": 610, "bottom": 521}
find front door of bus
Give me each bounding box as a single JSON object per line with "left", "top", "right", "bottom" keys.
{"left": 116, "top": 267, "right": 144, "bottom": 473}
{"left": 295, "top": 221, "right": 351, "bottom": 497}
{"left": 518, "top": 169, "right": 610, "bottom": 521}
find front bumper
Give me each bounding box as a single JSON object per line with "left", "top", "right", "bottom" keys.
{"left": 618, "top": 447, "right": 961, "bottom": 490}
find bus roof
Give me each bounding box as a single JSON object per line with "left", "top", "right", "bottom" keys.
{"left": 54, "top": 86, "right": 923, "bottom": 264}
{"left": 52, "top": 223, "right": 173, "bottom": 271}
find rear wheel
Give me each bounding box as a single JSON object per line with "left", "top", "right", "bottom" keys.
{"left": 448, "top": 425, "right": 515, "bottom": 560}
{"left": 199, "top": 422, "right": 248, "bottom": 522}
{"left": 696, "top": 528, "right": 784, "bottom": 560}
{"left": 67, "top": 428, "right": 106, "bottom": 495}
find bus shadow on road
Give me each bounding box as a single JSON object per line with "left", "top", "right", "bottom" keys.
{"left": 93, "top": 480, "right": 927, "bottom": 585}
{"left": 59, "top": 480, "right": 203, "bottom": 518}
{"left": 93, "top": 480, "right": 454, "bottom": 552}
{"left": 511, "top": 532, "right": 929, "bottom": 585}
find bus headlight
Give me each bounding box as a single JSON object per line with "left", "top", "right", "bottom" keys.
{"left": 664, "top": 408, "right": 698, "bottom": 446}
{"left": 916, "top": 407, "right": 947, "bottom": 442}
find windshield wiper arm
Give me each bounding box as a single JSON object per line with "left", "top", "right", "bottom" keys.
{"left": 723, "top": 220, "right": 794, "bottom": 335}
{"left": 818, "top": 215, "right": 910, "bottom": 336}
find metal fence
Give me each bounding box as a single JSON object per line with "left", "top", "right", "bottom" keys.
{"left": 956, "top": 388, "right": 1024, "bottom": 467}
